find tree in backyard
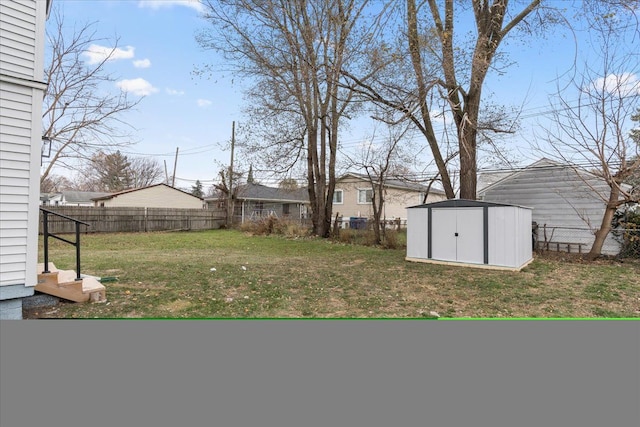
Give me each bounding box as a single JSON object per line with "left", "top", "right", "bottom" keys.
{"left": 197, "top": 0, "right": 385, "bottom": 237}
{"left": 538, "top": 6, "right": 639, "bottom": 260}
{"left": 342, "top": 120, "right": 415, "bottom": 245}
{"left": 128, "top": 156, "right": 164, "bottom": 189}
{"left": 191, "top": 180, "right": 204, "bottom": 198}
{"left": 41, "top": 8, "right": 141, "bottom": 183}
{"left": 213, "top": 168, "right": 244, "bottom": 226}
{"left": 342, "top": 0, "right": 554, "bottom": 200}
{"left": 40, "top": 174, "right": 73, "bottom": 193}
{"left": 629, "top": 108, "right": 640, "bottom": 197}
{"left": 278, "top": 178, "right": 299, "bottom": 191}
{"left": 77, "top": 150, "right": 163, "bottom": 192}
{"left": 247, "top": 165, "right": 255, "bottom": 184}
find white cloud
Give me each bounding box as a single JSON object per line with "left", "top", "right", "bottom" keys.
{"left": 116, "top": 78, "right": 159, "bottom": 96}
{"left": 166, "top": 88, "right": 185, "bottom": 96}
{"left": 197, "top": 99, "right": 212, "bottom": 107}
{"left": 592, "top": 73, "right": 640, "bottom": 97}
{"left": 133, "top": 58, "right": 152, "bottom": 68}
{"left": 138, "top": 0, "right": 203, "bottom": 13}
{"left": 83, "top": 44, "right": 135, "bottom": 65}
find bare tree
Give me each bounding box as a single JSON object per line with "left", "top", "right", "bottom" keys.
{"left": 198, "top": 0, "right": 384, "bottom": 237}
{"left": 213, "top": 168, "right": 244, "bottom": 226}
{"left": 342, "top": 119, "right": 414, "bottom": 244}
{"left": 629, "top": 108, "right": 640, "bottom": 197}
{"left": 77, "top": 150, "right": 163, "bottom": 192}
{"left": 40, "top": 174, "right": 73, "bottom": 193}
{"left": 539, "top": 7, "right": 639, "bottom": 260}
{"left": 343, "top": 0, "right": 551, "bottom": 200}
{"left": 41, "top": 8, "right": 141, "bottom": 183}
{"left": 129, "top": 156, "right": 164, "bottom": 188}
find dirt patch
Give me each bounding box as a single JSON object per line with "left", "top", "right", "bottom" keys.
{"left": 159, "top": 299, "right": 193, "bottom": 314}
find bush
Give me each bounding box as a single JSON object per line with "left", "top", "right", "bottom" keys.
{"left": 239, "top": 216, "right": 311, "bottom": 238}
{"left": 612, "top": 208, "right": 640, "bottom": 258}
{"left": 331, "top": 227, "right": 407, "bottom": 249}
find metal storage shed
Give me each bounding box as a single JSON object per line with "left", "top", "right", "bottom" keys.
{"left": 406, "top": 199, "right": 533, "bottom": 271}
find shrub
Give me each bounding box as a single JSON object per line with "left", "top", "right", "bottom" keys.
{"left": 239, "top": 216, "right": 311, "bottom": 238}
{"left": 612, "top": 208, "right": 640, "bottom": 258}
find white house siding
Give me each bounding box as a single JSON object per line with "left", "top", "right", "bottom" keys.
{"left": 479, "top": 160, "right": 621, "bottom": 255}
{"left": 0, "top": 0, "right": 48, "bottom": 318}
{"left": 97, "top": 185, "right": 204, "bottom": 209}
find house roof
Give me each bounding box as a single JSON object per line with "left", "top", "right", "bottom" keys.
{"left": 477, "top": 158, "right": 633, "bottom": 196}
{"left": 91, "top": 183, "right": 203, "bottom": 201}
{"left": 63, "top": 191, "right": 111, "bottom": 203}
{"left": 477, "top": 170, "right": 516, "bottom": 193}
{"left": 408, "top": 199, "right": 532, "bottom": 210}
{"left": 233, "top": 183, "right": 309, "bottom": 203}
{"left": 337, "top": 172, "right": 446, "bottom": 195}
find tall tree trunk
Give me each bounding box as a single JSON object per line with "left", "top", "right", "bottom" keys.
{"left": 407, "top": 0, "right": 455, "bottom": 199}
{"left": 586, "top": 185, "right": 620, "bottom": 260}
{"left": 458, "top": 93, "right": 480, "bottom": 200}
{"left": 306, "top": 126, "right": 320, "bottom": 235}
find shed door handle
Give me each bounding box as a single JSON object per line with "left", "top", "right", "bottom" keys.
{"left": 455, "top": 232, "right": 459, "bottom": 237}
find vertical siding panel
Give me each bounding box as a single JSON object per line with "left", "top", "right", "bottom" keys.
{"left": 406, "top": 208, "right": 428, "bottom": 259}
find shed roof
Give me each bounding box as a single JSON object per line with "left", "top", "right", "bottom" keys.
{"left": 408, "top": 199, "right": 532, "bottom": 210}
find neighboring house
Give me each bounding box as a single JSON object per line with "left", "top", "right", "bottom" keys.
{"left": 40, "top": 191, "right": 111, "bottom": 206}
{"left": 40, "top": 192, "right": 63, "bottom": 206}
{"left": 205, "top": 182, "right": 310, "bottom": 222}
{"left": 92, "top": 183, "right": 205, "bottom": 209}
{"left": 332, "top": 173, "right": 446, "bottom": 225}
{"left": 478, "top": 158, "right": 627, "bottom": 255}
{"left": 0, "top": 0, "right": 52, "bottom": 318}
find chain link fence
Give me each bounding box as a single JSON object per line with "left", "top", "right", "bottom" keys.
{"left": 611, "top": 224, "right": 640, "bottom": 258}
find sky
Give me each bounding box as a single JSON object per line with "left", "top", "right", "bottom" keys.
{"left": 44, "top": 0, "right": 639, "bottom": 191}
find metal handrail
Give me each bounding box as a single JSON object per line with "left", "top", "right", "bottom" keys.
{"left": 40, "top": 208, "right": 90, "bottom": 281}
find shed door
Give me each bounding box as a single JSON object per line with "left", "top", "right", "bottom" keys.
{"left": 431, "top": 208, "right": 484, "bottom": 264}
{"left": 455, "top": 209, "right": 484, "bottom": 264}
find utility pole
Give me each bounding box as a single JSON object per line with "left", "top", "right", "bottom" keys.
{"left": 227, "top": 121, "right": 235, "bottom": 227}
{"left": 164, "top": 160, "right": 169, "bottom": 185}
{"left": 171, "top": 147, "right": 179, "bottom": 187}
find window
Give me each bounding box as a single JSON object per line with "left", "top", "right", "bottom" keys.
{"left": 333, "top": 189, "right": 343, "bottom": 204}
{"left": 357, "top": 188, "right": 373, "bottom": 204}
{"left": 283, "top": 203, "right": 290, "bottom": 215}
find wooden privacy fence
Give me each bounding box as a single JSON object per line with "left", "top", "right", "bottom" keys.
{"left": 38, "top": 206, "right": 226, "bottom": 234}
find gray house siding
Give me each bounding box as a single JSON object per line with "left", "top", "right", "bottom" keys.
{"left": 0, "top": 0, "right": 49, "bottom": 319}
{"left": 478, "top": 160, "right": 621, "bottom": 255}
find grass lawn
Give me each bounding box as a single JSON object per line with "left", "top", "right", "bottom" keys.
{"left": 31, "top": 229, "right": 640, "bottom": 318}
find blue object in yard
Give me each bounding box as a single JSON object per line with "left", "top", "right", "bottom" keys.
{"left": 349, "top": 217, "right": 367, "bottom": 230}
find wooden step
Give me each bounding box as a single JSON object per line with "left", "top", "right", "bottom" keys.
{"left": 36, "top": 263, "right": 106, "bottom": 303}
